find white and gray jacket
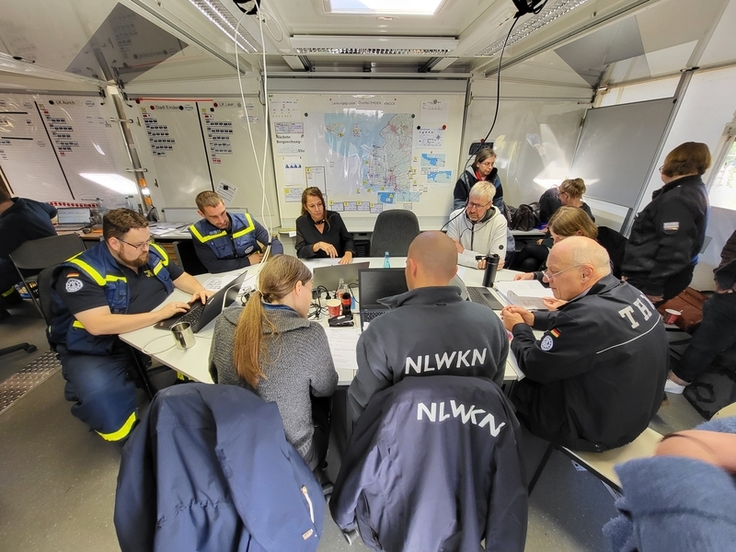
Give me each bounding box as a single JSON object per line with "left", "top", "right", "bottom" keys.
{"left": 446, "top": 207, "right": 508, "bottom": 268}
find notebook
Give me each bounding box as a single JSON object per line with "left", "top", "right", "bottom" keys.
{"left": 313, "top": 261, "right": 370, "bottom": 292}
{"left": 154, "top": 270, "right": 247, "bottom": 333}
{"left": 358, "top": 268, "right": 408, "bottom": 331}
{"left": 55, "top": 207, "right": 91, "bottom": 231}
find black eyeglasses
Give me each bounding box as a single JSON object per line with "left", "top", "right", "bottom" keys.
{"left": 119, "top": 238, "right": 154, "bottom": 251}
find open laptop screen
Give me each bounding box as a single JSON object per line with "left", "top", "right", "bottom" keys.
{"left": 358, "top": 268, "right": 408, "bottom": 308}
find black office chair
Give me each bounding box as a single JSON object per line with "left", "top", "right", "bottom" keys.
{"left": 173, "top": 240, "right": 207, "bottom": 275}
{"left": 9, "top": 234, "right": 86, "bottom": 318}
{"left": 370, "top": 209, "right": 420, "bottom": 257}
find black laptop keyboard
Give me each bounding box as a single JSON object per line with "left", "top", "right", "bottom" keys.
{"left": 361, "top": 310, "right": 388, "bottom": 323}
{"left": 159, "top": 301, "right": 205, "bottom": 330}
{"left": 467, "top": 286, "right": 504, "bottom": 310}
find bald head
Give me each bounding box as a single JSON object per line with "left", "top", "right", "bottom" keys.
{"left": 405, "top": 231, "right": 458, "bottom": 289}
{"left": 545, "top": 237, "right": 611, "bottom": 300}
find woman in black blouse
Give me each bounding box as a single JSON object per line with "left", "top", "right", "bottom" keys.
{"left": 295, "top": 187, "right": 355, "bottom": 264}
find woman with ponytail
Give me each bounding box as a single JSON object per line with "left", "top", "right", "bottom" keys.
{"left": 208, "top": 255, "right": 338, "bottom": 471}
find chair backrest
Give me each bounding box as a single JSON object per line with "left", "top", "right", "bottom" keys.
{"left": 173, "top": 240, "right": 207, "bottom": 276}
{"left": 370, "top": 209, "right": 420, "bottom": 257}
{"left": 9, "top": 234, "right": 86, "bottom": 272}
{"left": 712, "top": 402, "right": 736, "bottom": 419}
{"left": 36, "top": 265, "right": 59, "bottom": 327}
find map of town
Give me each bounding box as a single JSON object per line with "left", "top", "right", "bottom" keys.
{"left": 316, "top": 111, "right": 418, "bottom": 201}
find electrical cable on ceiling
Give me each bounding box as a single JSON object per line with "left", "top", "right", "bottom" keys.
{"left": 233, "top": 5, "right": 275, "bottom": 240}
{"left": 464, "top": 1, "right": 547, "bottom": 171}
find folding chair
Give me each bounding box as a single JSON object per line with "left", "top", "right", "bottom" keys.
{"left": 527, "top": 427, "right": 663, "bottom": 494}
{"left": 9, "top": 234, "right": 85, "bottom": 317}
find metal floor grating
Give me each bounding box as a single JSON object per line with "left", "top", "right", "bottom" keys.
{"left": 0, "top": 350, "right": 60, "bottom": 414}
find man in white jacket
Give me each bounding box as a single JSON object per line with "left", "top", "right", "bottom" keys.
{"left": 446, "top": 181, "right": 508, "bottom": 269}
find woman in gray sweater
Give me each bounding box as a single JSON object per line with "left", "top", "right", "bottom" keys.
{"left": 209, "top": 255, "right": 338, "bottom": 471}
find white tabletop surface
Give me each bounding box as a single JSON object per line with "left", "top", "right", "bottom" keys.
{"left": 119, "top": 258, "right": 527, "bottom": 386}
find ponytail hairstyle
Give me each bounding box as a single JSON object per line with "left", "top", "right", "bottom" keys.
{"left": 233, "top": 255, "right": 312, "bottom": 387}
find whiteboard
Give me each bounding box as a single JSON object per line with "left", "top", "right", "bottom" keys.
{"left": 137, "top": 101, "right": 211, "bottom": 209}
{"left": 268, "top": 92, "right": 465, "bottom": 230}
{"left": 198, "top": 99, "right": 279, "bottom": 230}
{"left": 135, "top": 98, "right": 280, "bottom": 230}
{"left": 36, "top": 95, "right": 135, "bottom": 208}
{"left": 570, "top": 98, "right": 674, "bottom": 208}
{"left": 0, "top": 94, "right": 135, "bottom": 207}
{"left": 0, "top": 94, "right": 73, "bottom": 202}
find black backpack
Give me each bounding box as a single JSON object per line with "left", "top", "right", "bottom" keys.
{"left": 683, "top": 367, "right": 736, "bottom": 419}
{"left": 509, "top": 202, "right": 540, "bottom": 231}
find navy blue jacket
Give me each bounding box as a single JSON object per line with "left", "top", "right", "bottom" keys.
{"left": 0, "top": 197, "right": 57, "bottom": 259}
{"left": 114, "top": 384, "right": 324, "bottom": 552}
{"left": 332, "top": 376, "right": 527, "bottom": 552}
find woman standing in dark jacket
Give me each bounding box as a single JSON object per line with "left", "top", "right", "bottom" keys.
{"left": 622, "top": 142, "right": 711, "bottom": 304}
{"left": 453, "top": 148, "right": 504, "bottom": 212}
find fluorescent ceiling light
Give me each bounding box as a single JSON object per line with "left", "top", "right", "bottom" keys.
{"left": 479, "top": 0, "right": 593, "bottom": 57}
{"left": 290, "top": 35, "right": 458, "bottom": 55}
{"left": 327, "top": 0, "right": 443, "bottom": 15}
{"left": 80, "top": 173, "right": 138, "bottom": 195}
{"left": 187, "top": 0, "right": 260, "bottom": 53}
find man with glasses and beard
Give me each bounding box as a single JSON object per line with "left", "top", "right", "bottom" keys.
{"left": 446, "top": 181, "right": 508, "bottom": 270}
{"left": 50, "top": 209, "right": 212, "bottom": 443}
{"left": 500, "top": 237, "right": 667, "bottom": 452}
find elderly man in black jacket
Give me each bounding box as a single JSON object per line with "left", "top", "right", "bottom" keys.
{"left": 501, "top": 237, "right": 668, "bottom": 452}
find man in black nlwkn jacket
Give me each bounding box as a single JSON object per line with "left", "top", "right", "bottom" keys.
{"left": 502, "top": 237, "right": 668, "bottom": 452}
{"left": 331, "top": 375, "right": 527, "bottom": 552}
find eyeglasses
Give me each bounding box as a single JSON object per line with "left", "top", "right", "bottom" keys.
{"left": 468, "top": 200, "right": 492, "bottom": 210}
{"left": 119, "top": 237, "right": 154, "bottom": 251}
{"left": 542, "top": 264, "right": 582, "bottom": 280}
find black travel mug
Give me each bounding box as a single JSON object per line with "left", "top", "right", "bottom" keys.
{"left": 482, "top": 254, "right": 500, "bottom": 287}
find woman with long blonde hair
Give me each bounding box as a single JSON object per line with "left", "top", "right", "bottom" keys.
{"left": 209, "top": 255, "right": 338, "bottom": 471}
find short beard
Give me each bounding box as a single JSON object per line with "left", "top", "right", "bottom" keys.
{"left": 127, "top": 253, "right": 149, "bottom": 268}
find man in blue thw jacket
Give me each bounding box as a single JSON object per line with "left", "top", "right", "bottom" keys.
{"left": 189, "top": 190, "right": 282, "bottom": 273}
{"left": 50, "top": 209, "right": 212, "bottom": 442}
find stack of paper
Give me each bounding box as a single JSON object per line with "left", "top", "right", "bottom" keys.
{"left": 494, "top": 280, "right": 554, "bottom": 310}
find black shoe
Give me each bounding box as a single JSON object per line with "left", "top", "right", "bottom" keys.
{"left": 0, "top": 288, "right": 23, "bottom": 306}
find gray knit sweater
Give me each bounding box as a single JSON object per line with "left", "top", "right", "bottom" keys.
{"left": 209, "top": 305, "right": 338, "bottom": 457}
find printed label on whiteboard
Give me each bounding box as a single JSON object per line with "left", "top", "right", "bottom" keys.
{"left": 284, "top": 188, "right": 303, "bottom": 203}
{"left": 416, "top": 128, "right": 444, "bottom": 148}
{"left": 216, "top": 180, "right": 237, "bottom": 204}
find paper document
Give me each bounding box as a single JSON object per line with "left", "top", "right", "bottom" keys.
{"left": 325, "top": 326, "right": 360, "bottom": 373}
{"left": 494, "top": 280, "right": 554, "bottom": 310}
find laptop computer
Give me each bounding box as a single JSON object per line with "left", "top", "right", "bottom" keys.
{"left": 466, "top": 286, "right": 505, "bottom": 310}
{"left": 55, "top": 207, "right": 91, "bottom": 231}
{"left": 358, "top": 268, "right": 408, "bottom": 331}
{"left": 154, "top": 270, "right": 247, "bottom": 333}
{"left": 313, "top": 261, "right": 370, "bottom": 292}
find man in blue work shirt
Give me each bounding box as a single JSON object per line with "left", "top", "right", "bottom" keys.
{"left": 189, "top": 191, "right": 282, "bottom": 273}
{"left": 0, "top": 187, "right": 58, "bottom": 321}
{"left": 50, "top": 208, "right": 212, "bottom": 442}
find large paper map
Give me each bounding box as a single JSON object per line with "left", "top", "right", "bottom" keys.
{"left": 306, "top": 111, "right": 420, "bottom": 202}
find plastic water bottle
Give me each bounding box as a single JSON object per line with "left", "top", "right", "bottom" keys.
{"left": 383, "top": 251, "right": 391, "bottom": 268}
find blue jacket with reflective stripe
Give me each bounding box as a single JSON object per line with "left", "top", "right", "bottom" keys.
{"left": 189, "top": 212, "right": 259, "bottom": 260}
{"left": 50, "top": 241, "right": 174, "bottom": 355}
